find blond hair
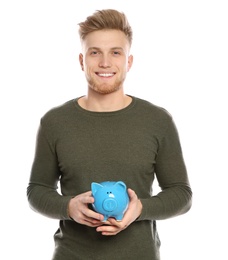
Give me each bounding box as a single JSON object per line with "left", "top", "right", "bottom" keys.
{"left": 78, "top": 9, "right": 133, "bottom": 46}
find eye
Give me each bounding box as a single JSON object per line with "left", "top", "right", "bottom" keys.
{"left": 90, "top": 50, "right": 101, "bottom": 56}
{"left": 113, "top": 51, "right": 121, "bottom": 56}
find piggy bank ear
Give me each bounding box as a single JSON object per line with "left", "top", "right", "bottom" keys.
{"left": 91, "top": 182, "right": 103, "bottom": 195}
{"left": 114, "top": 181, "right": 127, "bottom": 191}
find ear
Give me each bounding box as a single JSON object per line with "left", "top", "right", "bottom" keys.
{"left": 114, "top": 181, "right": 127, "bottom": 191}
{"left": 91, "top": 182, "right": 103, "bottom": 195}
{"left": 79, "top": 53, "right": 84, "bottom": 71}
{"left": 127, "top": 54, "right": 133, "bottom": 72}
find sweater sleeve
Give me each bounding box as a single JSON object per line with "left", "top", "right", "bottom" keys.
{"left": 138, "top": 117, "right": 192, "bottom": 221}
{"left": 27, "top": 121, "right": 72, "bottom": 220}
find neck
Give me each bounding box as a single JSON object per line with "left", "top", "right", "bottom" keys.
{"left": 78, "top": 90, "right": 132, "bottom": 112}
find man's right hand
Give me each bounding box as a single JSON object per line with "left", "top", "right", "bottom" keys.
{"left": 68, "top": 191, "right": 105, "bottom": 227}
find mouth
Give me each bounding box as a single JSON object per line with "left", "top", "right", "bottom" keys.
{"left": 96, "top": 72, "right": 116, "bottom": 78}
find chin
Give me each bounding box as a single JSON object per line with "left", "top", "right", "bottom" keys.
{"left": 92, "top": 81, "right": 123, "bottom": 94}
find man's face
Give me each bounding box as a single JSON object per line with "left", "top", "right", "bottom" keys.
{"left": 79, "top": 29, "right": 133, "bottom": 94}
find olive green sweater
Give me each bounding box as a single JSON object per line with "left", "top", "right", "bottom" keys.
{"left": 27, "top": 96, "right": 192, "bottom": 260}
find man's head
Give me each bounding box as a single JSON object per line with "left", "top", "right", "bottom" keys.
{"left": 78, "top": 9, "right": 133, "bottom": 47}
{"left": 78, "top": 9, "right": 133, "bottom": 95}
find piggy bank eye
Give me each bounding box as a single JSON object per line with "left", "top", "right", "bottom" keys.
{"left": 107, "top": 191, "right": 112, "bottom": 194}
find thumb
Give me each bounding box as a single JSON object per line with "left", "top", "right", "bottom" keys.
{"left": 128, "top": 188, "right": 137, "bottom": 200}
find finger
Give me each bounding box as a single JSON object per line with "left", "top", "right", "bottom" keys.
{"left": 80, "top": 201, "right": 103, "bottom": 219}
{"left": 108, "top": 218, "right": 129, "bottom": 231}
{"left": 106, "top": 218, "right": 122, "bottom": 227}
{"left": 83, "top": 217, "right": 104, "bottom": 227}
{"left": 96, "top": 225, "right": 119, "bottom": 235}
{"left": 96, "top": 219, "right": 128, "bottom": 235}
{"left": 128, "top": 188, "right": 137, "bottom": 200}
{"left": 79, "top": 191, "right": 94, "bottom": 204}
{"left": 76, "top": 212, "right": 104, "bottom": 227}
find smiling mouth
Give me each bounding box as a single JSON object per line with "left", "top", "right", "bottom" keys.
{"left": 96, "top": 73, "right": 115, "bottom": 77}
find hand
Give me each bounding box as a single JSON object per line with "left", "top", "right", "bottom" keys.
{"left": 96, "top": 188, "right": 142, "bottom": 236}
{"left": 68, "top": 191, "right": 104, "bottom": 227}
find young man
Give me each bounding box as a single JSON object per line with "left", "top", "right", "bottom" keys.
{"left": 27, "top": 9, "right": 192, "bottom": 260}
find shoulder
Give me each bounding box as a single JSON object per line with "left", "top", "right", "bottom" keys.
{"left": 40, "top": 99, "right": 76, "bottom": 127}
{"left": 132, "top": 96, "right": 180, "bottom": 139}
{"left": 133, "top": 96, "right": 172, "bottom": 120}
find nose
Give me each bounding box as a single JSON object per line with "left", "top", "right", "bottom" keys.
{"left": 98, "top": 54, "right": 111, "bottom": 68}
{"left": 103, "top": 198, "right": 117, "bottom": 212}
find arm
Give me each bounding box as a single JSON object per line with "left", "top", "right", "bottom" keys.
{"left": 27, "top": 123, "right": 71, "bottom": 219}
{"left": 27, "top": 121, "right": 105, "bottom": 225}
{"left": 138, "top": 117, "right": 192, "bottom": 221}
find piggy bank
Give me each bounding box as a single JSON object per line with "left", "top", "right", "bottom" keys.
{"left": 91, "top": 181, "right": 129, "bottom": 221}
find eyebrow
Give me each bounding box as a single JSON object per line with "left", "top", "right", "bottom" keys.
{"left": 88, "top": 47, "right": 124, "bottom": 51}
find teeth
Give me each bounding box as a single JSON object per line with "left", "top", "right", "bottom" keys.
{"left": 98, "top": 73, "right": 114, "bottom": 77}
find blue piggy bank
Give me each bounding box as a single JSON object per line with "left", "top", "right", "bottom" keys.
{"left": 91, "top": 181, "right": 129, "bottom": 221}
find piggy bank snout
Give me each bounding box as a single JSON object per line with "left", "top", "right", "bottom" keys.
{"left": 103, "top": 198, "right": 117, "bottom": 212}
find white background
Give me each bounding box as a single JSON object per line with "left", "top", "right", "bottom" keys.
{"left": 1, "top": 0, "right": 227, "bottom": 259}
